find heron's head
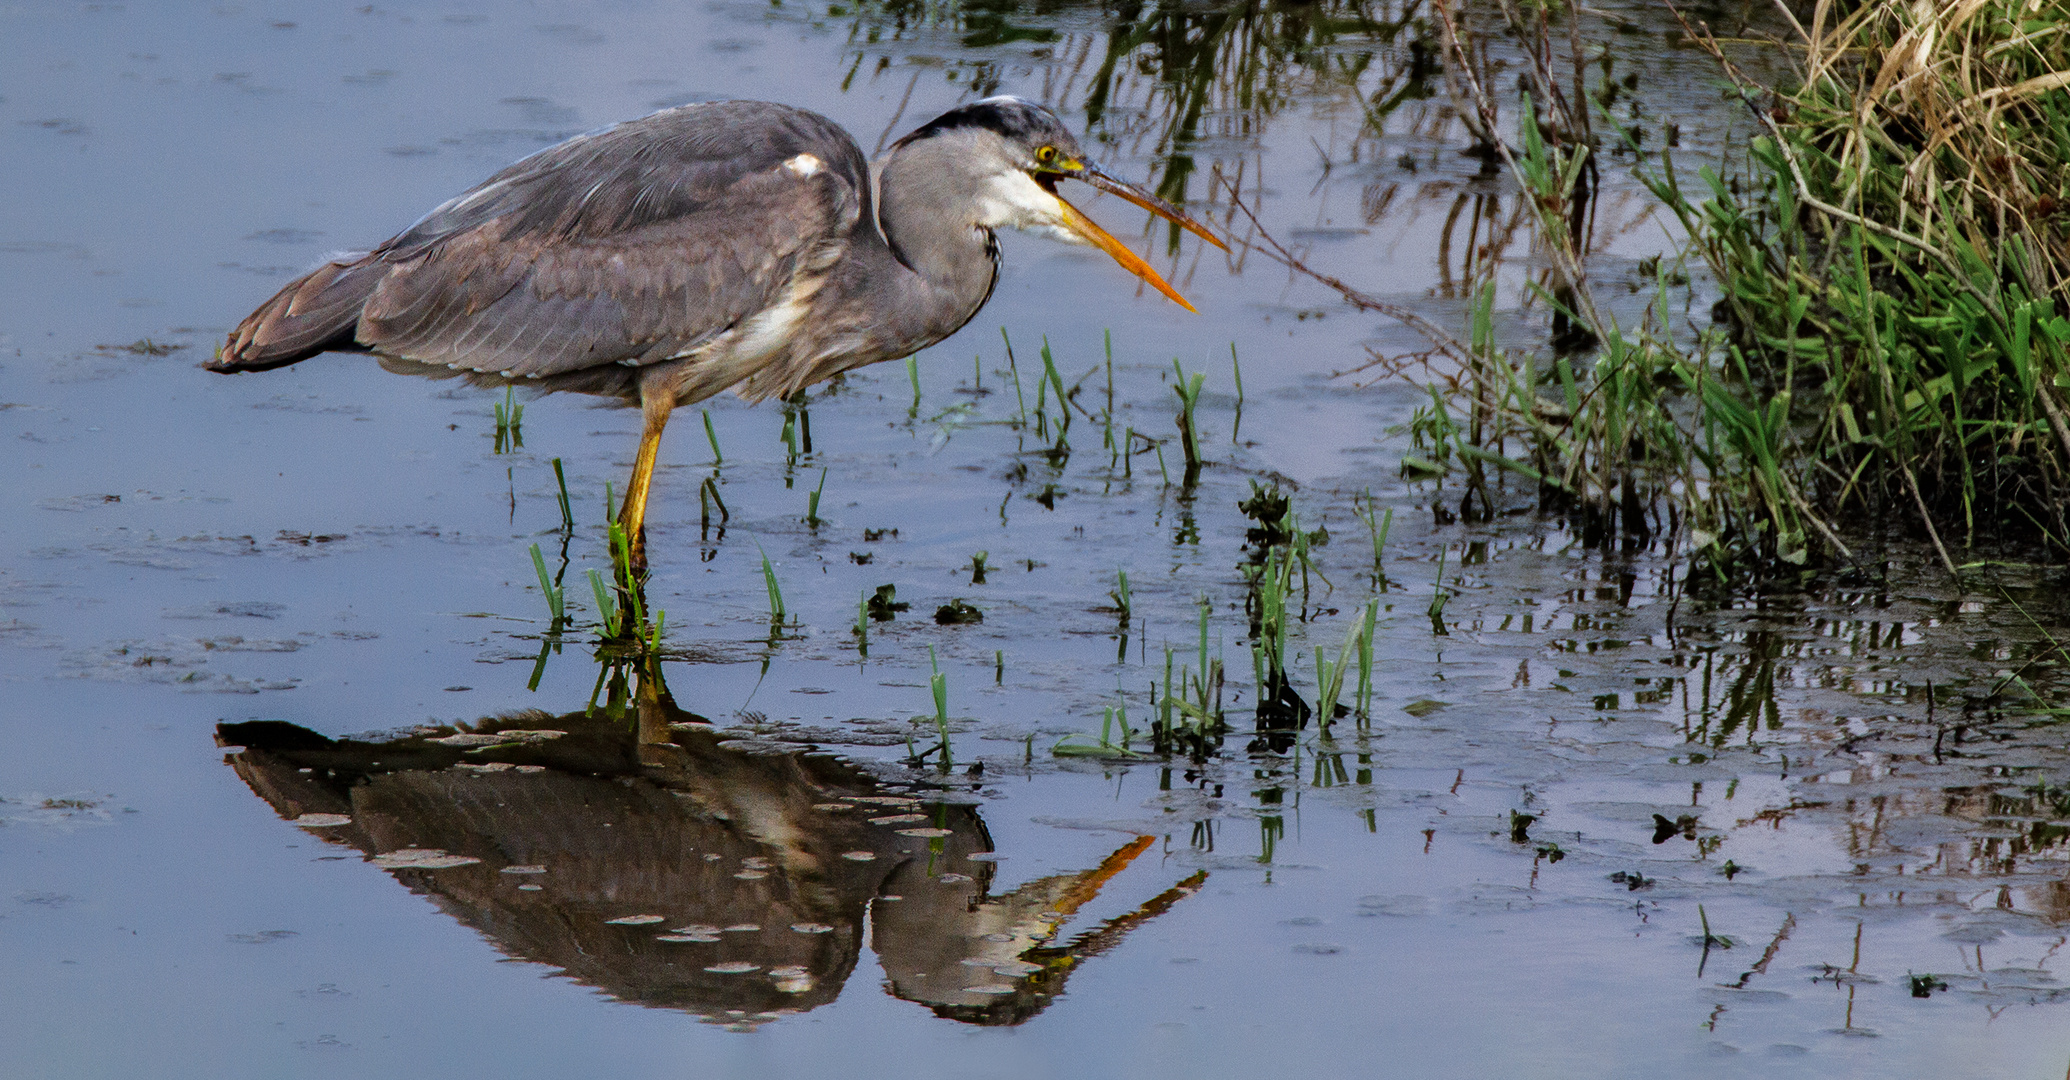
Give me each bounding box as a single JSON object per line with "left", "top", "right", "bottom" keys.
{"left": 889, "top": 96, "right": 1223, "bottom": 311}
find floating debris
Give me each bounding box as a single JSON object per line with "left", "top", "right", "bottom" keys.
{"left": 961, "top": 985, "right": 1014, "bottom": 995}
{"left": 936, "top": 871, "right": 972, "bottom": 882}
{"left": 428, "top": 733, "right": 506, "bottom": 747}
{"left": 430, "top": 729, "right": 564, "bottom": 749}
{"left": 898, "top": 827, "right": 954, "bottom": 838}
{"left": 723, "top": 923, "right": 760, "bottom": 933}
{"left": 790, "top": 923, "right": 835, "bottom": 934}
{"left": 812, "top": 802, "right": 854, "bottom": 812}
{"left": 227, "top": 930, "right": 298, "bottom": 945}
{"left": 604, "top": 914, "right": 666, "bottom": 925}
{"left": 291, "top": 813, "right": 351, "bottom": 827}
{"left": 705, "top": 962, "right": 760, "bottom": 974}
{"left": 371, "top": 849, "right": 482, "bottom": 869}
{"left": 516, "top": 884, "right": 543, "bottom": 892}
{"left": 845, "top": 796, "right": 921, "bottom": 807}
{"left": 499, "top": 865, "right": 547, "bottom": 875}
{"left": 841, "top": 851, "right": 877, "bottom": 861}
{"left": 740, "top": 856, "right": 773, "bottom": 869}
{"left": 733, "top": 870, "right": 768, "bottom": 880}
{"left": 871, "top": 814, "right": 929, "bottom": 825}
{"left": 671, "top": 924, "right": 722, "bottom": 935}
{"left": 934, "top": 600, "right": 983, "bottom": 625}
{"left": 655, "top": 934, "right": 713, "bottom": 944}
{"left": 771, "top": 966, "right": 815, "bottom": 993}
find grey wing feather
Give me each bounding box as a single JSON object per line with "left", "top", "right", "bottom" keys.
{"left": 215, "top": 101, "right": 869, "bottom": 378}
{"left": 362, "top": 101, "right": 868, "bottom": 378}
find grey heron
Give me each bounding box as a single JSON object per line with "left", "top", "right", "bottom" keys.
{"left": 209, "top": 96, "right": 1222, "bottom": 568}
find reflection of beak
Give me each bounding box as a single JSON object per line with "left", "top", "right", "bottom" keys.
{"left": 1039, "top": 167, "right": 1225, "bottom": 313}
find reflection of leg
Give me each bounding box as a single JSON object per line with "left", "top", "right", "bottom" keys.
{"left": 634, "top": 655, "right": 674, "bottom": 743}
{"left": 618, "top": 385, "right": 677, "bottom": 575}
{"left": 1051, "top": 870, "right": 1207, "bottom": 959}
{"left": 1049, "top": 835, "right": 1155, "bottom": 918}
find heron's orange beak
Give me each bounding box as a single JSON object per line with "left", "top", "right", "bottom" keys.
{"left": 1041, "top": 166, "right": 1225, "bottom": 313}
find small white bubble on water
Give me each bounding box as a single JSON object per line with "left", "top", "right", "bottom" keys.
{"left": 705, "top": 962, "right": 759, "bottom": 974}
{"left": 840, "top": 851, "right": 876, "bottom": 861}
{"left": 605, "top": 914, "right": 665, "bottom": 925}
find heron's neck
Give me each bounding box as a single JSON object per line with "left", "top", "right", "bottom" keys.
{"left": 865, "top": 141, "right": 1001, "bottom": 347}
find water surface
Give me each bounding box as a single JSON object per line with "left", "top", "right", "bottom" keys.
{"left": 5, "top": 1, "right": 2070, "bottom": 1077}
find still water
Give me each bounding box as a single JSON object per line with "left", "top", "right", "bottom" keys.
{"left": 4, "top": 1, "right": 2069, "bottom": 1077}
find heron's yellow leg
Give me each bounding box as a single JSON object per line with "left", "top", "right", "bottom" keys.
{"left": 618, "top": 391, "right": 675, "bottom": 576}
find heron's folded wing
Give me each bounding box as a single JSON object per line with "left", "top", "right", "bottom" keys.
{"left": 355, "top": 102, "right": 870, "bottom": 380}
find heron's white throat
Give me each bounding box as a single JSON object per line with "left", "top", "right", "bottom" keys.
{"left": 974, "top": 169, "right": 1085, "bottom": 247}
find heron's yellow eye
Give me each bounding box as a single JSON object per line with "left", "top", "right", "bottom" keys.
{"left": 1035, "top": 145, "right": 1057, "bottom": 165}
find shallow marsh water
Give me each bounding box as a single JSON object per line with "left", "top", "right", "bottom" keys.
{"left": 5, "top": 1, "right": 2070, "bottom": 1077}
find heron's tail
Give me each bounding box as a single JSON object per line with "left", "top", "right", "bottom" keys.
{"left": 207, "top": 255, "right": 385, "bottom": 372}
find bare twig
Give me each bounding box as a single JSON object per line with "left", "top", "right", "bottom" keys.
{"left": 1213, "top": 173, "right": 1474, "bottom": 364}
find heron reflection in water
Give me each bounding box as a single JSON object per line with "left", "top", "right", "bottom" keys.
{"left": 209, "top": 97, "right": 1223, "bottom": 569}
{"left": 216, "top": 676, "right": 1204, "bottom": 1025}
